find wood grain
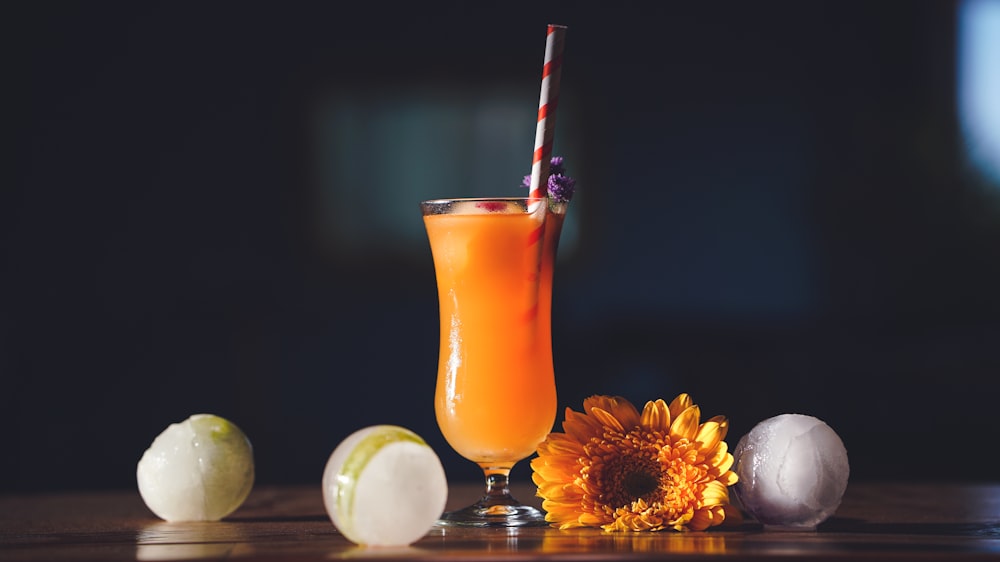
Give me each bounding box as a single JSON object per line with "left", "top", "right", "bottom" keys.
{"left": 1, "top": 482, "right": 998, "bottom": 561}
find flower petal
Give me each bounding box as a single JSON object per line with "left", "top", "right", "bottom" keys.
{"left": 669, "top": 393, "right": 693, "bottom": 419}
{"left": 704, "top": 440, "right": 729, "bottom": 469}
{"left": 589, "top": 407, "right": 625, "bottom": 433}
{"left": 706, "top": 415, "right": 729, "bottom": 440}
{"left": 688, "top": 508, "right": 713, "bottom": 531}
{"left": 536, "top": 482, "right": 581, "bottom": 503}
{"left": 586, "top": 395, "right": 641, "bottom": 430}
{"left": 670, "top": 405, "right": 701, "bottom": 441}
{"left": 715, "top": 452, "right": 735, "bottom": 475}
{"left": 532, "top": 458, "right": 580, "bottom": 485}
{"left": 640, "top": 399, "right": 671, "bottom": 432}
{"left": 579, "top": 512, "right": 607, "bottom": 527}
{"left": 694, "top": 420, "right": 722, "bottom": 452}
{"left": 700, "top": 480, "right": 729, "bottom": 505}
{"left": 541, "top": 433, "right": 585, "bottom": 455}
{"left": 717, "top": 469, "right": 738, "bottom": 487}
{"left": 562, "top": 408, "right": 604, "bottom": 442}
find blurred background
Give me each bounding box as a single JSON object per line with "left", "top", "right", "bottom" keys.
{"left": 4, "top": 0, "right": 999, "bottom": 493}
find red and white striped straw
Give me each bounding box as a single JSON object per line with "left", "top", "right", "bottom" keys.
{"left": 527, "top": 24, "right": 567, "bottom": 214}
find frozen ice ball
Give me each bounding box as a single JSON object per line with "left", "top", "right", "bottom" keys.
{"left": 733, "top": 413, "right": 849, "bottom": 529}
{"left": 322, "top": 425, "right": 448, "bottom": 547}
{"left": 136, "top": 414, "right": 254, "bottom": 522}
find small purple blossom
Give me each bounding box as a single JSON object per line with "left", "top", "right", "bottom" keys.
{"left": 547, "top": 173, "right": 576, "bottom": 203}
{"left": 549, "top": 156, "right": 566, "bottom": 176}
{"left": 520, "top": 156, "right": 576, "bottom": 203}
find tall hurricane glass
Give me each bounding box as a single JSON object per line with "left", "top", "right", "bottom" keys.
{"left": 421, "top": 197, "right": 567, "bottom": 527}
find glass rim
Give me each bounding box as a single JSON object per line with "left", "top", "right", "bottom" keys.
{"left": 420, "top": 197, "right": 537, "bottom": 205}
{"left": 420, "top": 197, "right": 567, "bottom": 216}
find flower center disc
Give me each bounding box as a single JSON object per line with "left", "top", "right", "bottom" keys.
{"left": 601, "top": 452, "right": 663, "bottom": 508}
{"left": 623, "top": 471, "right": 660, "bottom": 500}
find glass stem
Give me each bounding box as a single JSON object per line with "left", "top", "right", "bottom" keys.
{"left": 435, "top": 463, "right": 546, "bottom": 525}
{"left": 480, "top": 467, "right": 517, "bottom": 507}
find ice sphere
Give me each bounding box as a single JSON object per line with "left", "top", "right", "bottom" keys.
{"left": 136, "top": 414, "right": 254, "bottom": 522}
{"left": 322, "top": 425, "right": 448, "bottom": 546}
{"left": 732, "top": 414, "right": 849, "bottom": 530}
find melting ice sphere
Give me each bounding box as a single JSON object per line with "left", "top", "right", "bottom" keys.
{"left": 732, "top": 414, "right": 849, "bottom": 529}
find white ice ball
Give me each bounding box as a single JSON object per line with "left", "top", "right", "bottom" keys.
{"left": 733, "top": 413, "right": 849, "bottom": 529}
{"left": 322, "top": 425, "right": 448, "bottom": 547}
{"left": 136, "top": 414, "right": 254, "bottom": 522}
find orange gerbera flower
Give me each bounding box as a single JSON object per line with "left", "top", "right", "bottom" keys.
{"left": 531, "top": 394, "right": 741, "bottom": 532}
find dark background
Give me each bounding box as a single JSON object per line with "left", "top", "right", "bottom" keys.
{"left": 4, "top": 1, "right": 999, "bottom": 493}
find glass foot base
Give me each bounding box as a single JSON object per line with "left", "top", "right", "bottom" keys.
{"left": 438, "top": 470, "right": 549, "bottom": 527}
{"left": 437, "top": 502, "right": 549, "bottom": 528}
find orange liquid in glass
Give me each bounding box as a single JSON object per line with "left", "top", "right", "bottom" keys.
{"left": 424, "top": 208, "right": 565, "bottom": 468}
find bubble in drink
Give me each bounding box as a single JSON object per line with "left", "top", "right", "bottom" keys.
{"left": 732, "top": 414, "right": 849, "bottom": 529}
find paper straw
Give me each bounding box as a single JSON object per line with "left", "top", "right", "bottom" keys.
{"left": 522, "top": 25, "right": 566, "bottom": 324}
{"left": 527, "top": 24, "right": 567, "bottom": 215}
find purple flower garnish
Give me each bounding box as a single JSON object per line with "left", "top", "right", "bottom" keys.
{"left": 547, "top": 173, "right": 576, "bottom": 203}
{"left": 549, "top": 156, "right": 566, "bottom": 176}
{"left": 520, "top": 155, "right": 576, "bottom": 203}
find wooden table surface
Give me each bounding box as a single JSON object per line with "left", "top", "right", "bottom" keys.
{"left": 2, "top": 481, "right": 999, "bottom": 561}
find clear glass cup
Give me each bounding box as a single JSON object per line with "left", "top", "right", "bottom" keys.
{"left": 421, "top": 197, "right": 568, "bottom": 527}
